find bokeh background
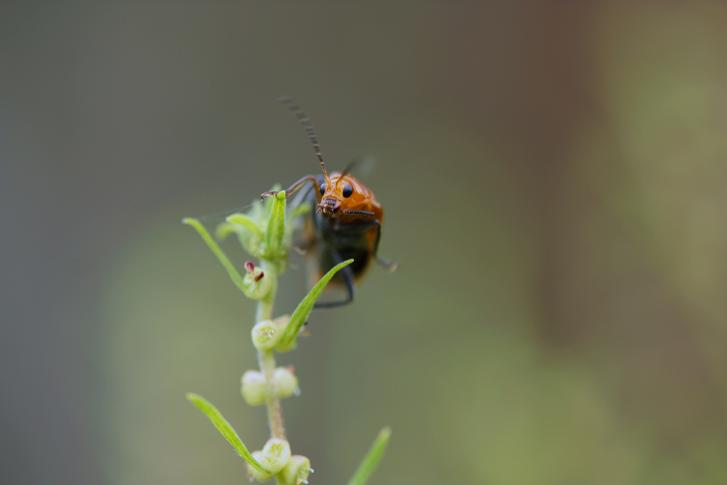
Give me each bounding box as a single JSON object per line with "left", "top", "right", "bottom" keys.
{"left": 3, "top": 2, "right": 727, "bottom": 484}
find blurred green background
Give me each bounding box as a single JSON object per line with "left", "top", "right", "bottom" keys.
{"left": 3, "top": 2, "right": 727, "bottom": 484}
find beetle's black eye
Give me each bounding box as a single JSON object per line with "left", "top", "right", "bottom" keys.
{"left": 342, "top": 183, "right": 353, "bottom": 198}
{"left": 319, "top": 182, "right": 326, "bottom": 195}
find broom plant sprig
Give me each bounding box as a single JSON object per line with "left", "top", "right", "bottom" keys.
{"left": 183, "top": 189, "right": 390, "bottom": 484}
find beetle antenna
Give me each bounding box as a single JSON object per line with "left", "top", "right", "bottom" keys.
{"left": 335, "top": 159, "right": 360, "bottom": 188}
{"left": 334, "top": 161, "right": 353, "bottom": 189}
{"left": 277, "top": 96, "right": 331, "bottom": 184}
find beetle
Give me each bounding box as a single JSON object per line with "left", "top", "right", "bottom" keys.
{"left": 263, "top": 97, "right": 396, "bottom": 307}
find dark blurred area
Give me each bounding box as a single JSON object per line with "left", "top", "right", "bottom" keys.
{"left": 2, "top": 2, "right": 727, "bottom": 484}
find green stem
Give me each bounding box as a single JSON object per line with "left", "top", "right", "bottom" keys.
{"left": 258, "top": 349, "right": 286, "bottom": 439}
{"left": 256, "top": 260, "right": 286, "bottom": 440}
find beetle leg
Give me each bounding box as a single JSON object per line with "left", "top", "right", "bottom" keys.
{"left": 376, "top": 256, "right": 399, "bottom": 272}
{"left": 369, "top": 220, "right": 398, "bottom": 272}
{"left": 261, "top": 174, "right": 321, "bottom": 200}
{"left": 314, "top": 250, "right": 355, "bottom": 308}
{"left": 339, "top": 209, "right": 376, "bottom": 218}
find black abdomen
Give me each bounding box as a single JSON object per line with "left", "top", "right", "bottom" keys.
{"left": 314, "top": 212, "right": 374, "bottom": 280}
{"left": 320, "top": 245, "right": 371, "bottom": 279}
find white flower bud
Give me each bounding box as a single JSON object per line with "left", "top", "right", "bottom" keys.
{"left": 279, "top": 455, "right": 312, "bottom": 485}
{"left": 273, "top": 367, "right": 299, "bottom": 399}
{"left": 259, "top": 438, "right": 291, "bottom": 474}
{"left": 251, "top": 319, "right": 283, "bottom": 350}
{"left": 241, "top": 370, "right": 267, "bottom": 406}
{"left": 247, "top": 450, "right": 273, "bottom": 482}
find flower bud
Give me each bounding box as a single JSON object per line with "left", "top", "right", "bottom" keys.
{"left": 251, "top": 316, "right": 287, "bottom": 350}
{"left": 259, "top": 438, "right": 291, "bottom": 474}
{"left": 279, "top": 455, "right": 312, "bottom": 485}
{"left": 241, "top": 370, "right": 266, "bottom": 406}
{"left": 247, "top": 450, "right": 273, "bottom": 482}
{"left": 242, "top": 261, "right": 273, "bottom": 300}
{"left": 273, "top": 367, "right": 299, "bottom": 399}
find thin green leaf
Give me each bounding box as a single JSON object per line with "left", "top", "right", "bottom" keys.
{"left": 225, "top": 213, "right": 263, "bottom": 239}
{"left": 347, "top": 427, "right": 392, "bottom": 485}
{"left": 182, "top": 218, "right": 247, "bottom": 294}
{"left": 186, "top": 393, "right": 268, "bottom": 474}
{"left": 215, "top": 221, "right": 237, "bottom": 241}
{"left": 279, "top": 259, "right": 354, "bottom": 347}
{"left": 265, "top": 191, "right": 287, "bottom": 257}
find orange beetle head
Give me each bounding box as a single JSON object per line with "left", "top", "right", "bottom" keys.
{"left": 317, "top": 172, "right": 374, "bottom": 217}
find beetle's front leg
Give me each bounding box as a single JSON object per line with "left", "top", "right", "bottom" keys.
{"left": 261, "top": 174, "right": 321, "bottom": 200}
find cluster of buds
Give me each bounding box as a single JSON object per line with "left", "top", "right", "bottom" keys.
{"left": 247, "top": 438, "right": 312, "bottom": 484}
{"left": 241, "top": 367, "right": 299, "bottom": 406}
{"left": 216, "top": 189, "right": 297, "bottom": 273}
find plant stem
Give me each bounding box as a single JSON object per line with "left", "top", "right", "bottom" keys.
{"left": 255, "top": 260, "right": 286, "bottom": 440}
{"left": 258, "top": 349, "right": 286, "bottom": 439}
